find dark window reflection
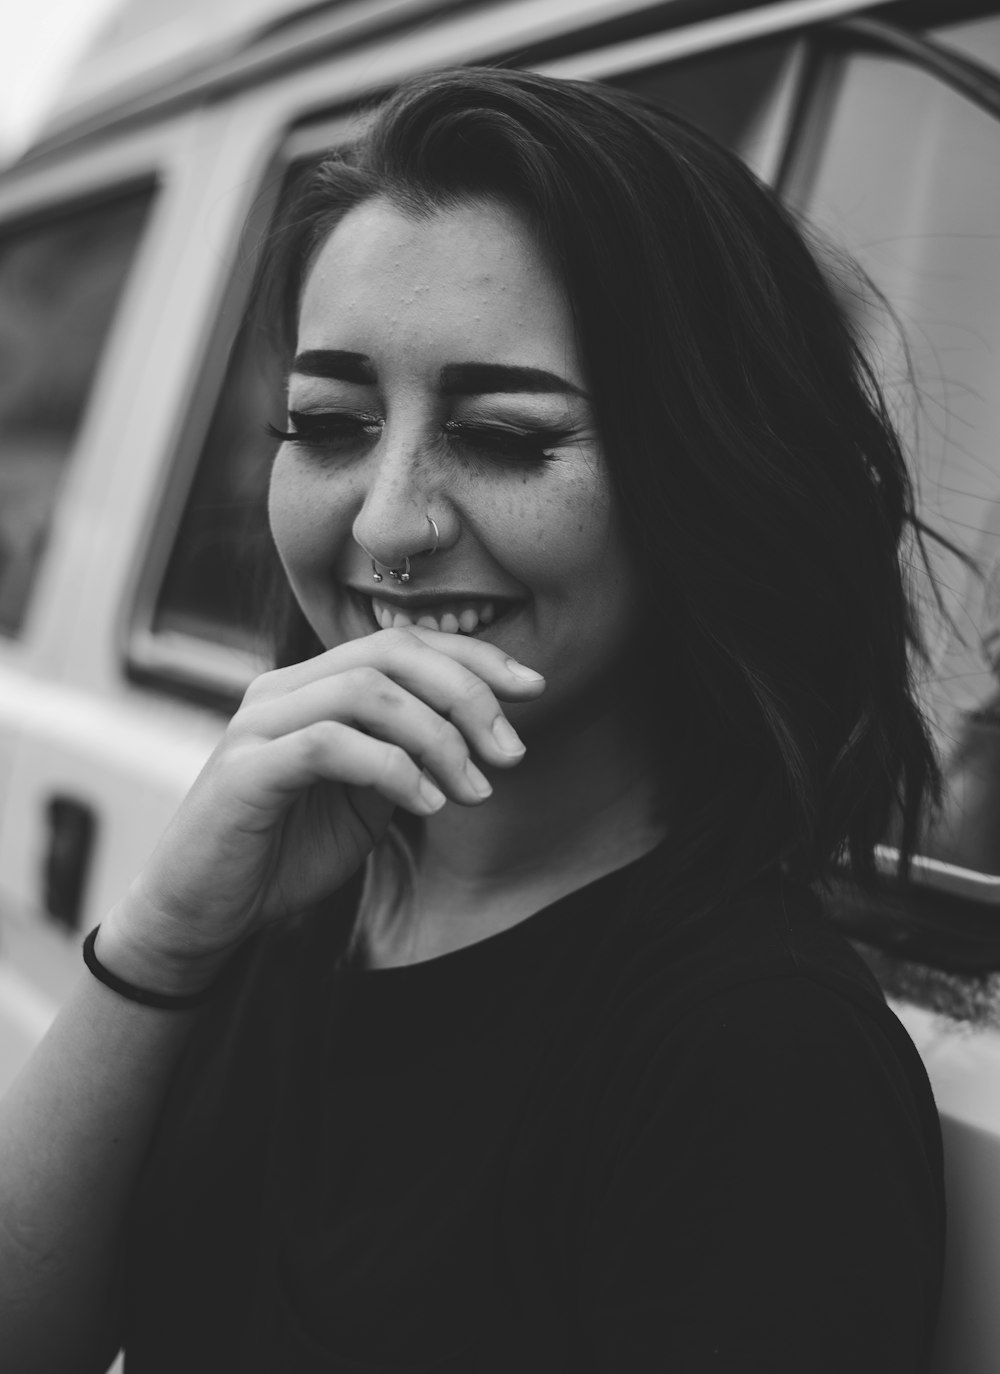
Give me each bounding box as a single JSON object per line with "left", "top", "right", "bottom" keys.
{"left": 0, "top": 187, "right": 153, "bottom": 636}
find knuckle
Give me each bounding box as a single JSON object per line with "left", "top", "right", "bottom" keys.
{"left": 206, "top": 739, "right": 252, "bottom": 793}
{"left": 427, "top": 713, "right": 464, "bottom": 755}
{"left": 228, "top": 702, "right": 266, "bottom": 739}
{"left": 381, "top": 625, "right": 420, "bottom": 652}
{"left": 345, "top": 664, "right": 385, "bottom": 695}
{"left": 241, "top": 668, "right": 282, "bottom": 707}
{"left": 379, "top": 742, "right": 412, "bottom": 786}
{"left": 345, "top": 666, "right": 402, "bottom": 714}
{"left": 298, "top": 720, "right": 337, "bottom": 764}
{"left": 453, "top": 673, "right": 494, "bottom": 711}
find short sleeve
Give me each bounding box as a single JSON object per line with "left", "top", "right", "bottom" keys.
{"left": 577, "top": 975, "right": 944, "bottom": 1373}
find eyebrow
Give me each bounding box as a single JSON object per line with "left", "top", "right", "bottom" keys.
{"left": 290, "top": 350, "right": 587, "bottom": 399}
{"left": 439, "top": 362, "right": 587, "bottom": 399}
{"left": 291, "top": 350, "right": 375, "bottom": 384}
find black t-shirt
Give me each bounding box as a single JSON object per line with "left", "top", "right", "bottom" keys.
{"left": 120, "top": 848, "right": 945, "bottom": 1372}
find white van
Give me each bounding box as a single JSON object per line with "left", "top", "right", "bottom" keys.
{"left": 2, "top": 0, "right": 1000, "bottom": 1367}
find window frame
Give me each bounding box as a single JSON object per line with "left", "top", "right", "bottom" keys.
{"left": 0, "top": 177, "right": 159, "bottom": 640}
{"left": 122, "top": 111, "right": 356, "bottom": 710}
{"left": 0, "top": 117, "right": 186, "bottom": 674}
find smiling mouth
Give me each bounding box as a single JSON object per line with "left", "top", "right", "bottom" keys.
{"left": 346, "top": 588, "right": 522, "bottom": 637}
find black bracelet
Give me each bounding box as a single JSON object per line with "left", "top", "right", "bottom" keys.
{"left": 82, "top": 926, "right": 216, "bottom": 1011}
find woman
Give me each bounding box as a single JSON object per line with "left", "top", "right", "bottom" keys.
{"left": 0, "top": 68, "right": 945, "bottom": 1371}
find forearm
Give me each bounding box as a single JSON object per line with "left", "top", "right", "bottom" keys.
{"left": 0, "top": 926, "right": 211, "bottom": 1373}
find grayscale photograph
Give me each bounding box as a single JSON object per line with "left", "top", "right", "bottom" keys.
{"left": 1, "top": 1, "right": 999, "bottom": 1370}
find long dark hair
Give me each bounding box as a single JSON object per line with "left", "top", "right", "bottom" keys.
{"left": 255, "top": 65, "right": 949, "bottom": 903}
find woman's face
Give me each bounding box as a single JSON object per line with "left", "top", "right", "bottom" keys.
{"left": 269, "top": 194, "right": 641, "bottom": 723}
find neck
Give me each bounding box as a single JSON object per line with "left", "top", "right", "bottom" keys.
{"left": 366, "top": 691, "right": 667, "bottom": 965}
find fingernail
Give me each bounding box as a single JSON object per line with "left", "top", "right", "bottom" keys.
{"left": 464, "top": 758, "right": 493, "bottom": 797}
{"left": 505, "top": 658, "right": 544, "bottom": 682}
{"left": 492, "top": 715, "right": 525, "bottom": 756}
{"left": 418, "top": 773, "right": 447, "bottom": 811}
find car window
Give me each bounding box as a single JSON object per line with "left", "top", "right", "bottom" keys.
{"left": 785, "top": 22, "right": 1000, "bottom": 802}
{"left": 138, "top": 39, "right": 800, "bottom": 706}
{"left": 0, "top": 187, "right": 154, "bottom": 637}
{"left": 608, "top": 35, "right": 793, "bottom": 163}
{"left": 147, "top": 159, "right": 313, "bottom": 676}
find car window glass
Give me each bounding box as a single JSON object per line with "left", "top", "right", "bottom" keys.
{"left": 931, "top": 12, "right": 1000, "bottom": 74}
{"left": 788, "top": 32, "right": 1000, "bottom": 781}
{"left": 0, "top": 188, "right": 154, "bottom": 637}
{"left": 608, "top": 35, "right": 791, "bottom": 162}
{"left": 144, "top": 159, "right": 311, "bottom": 678}
{"left": 785, "top": 18, "right": 1000, "bottom": 890}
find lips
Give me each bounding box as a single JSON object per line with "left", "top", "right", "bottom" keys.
{"left": 347, "top": 585, "right": 519, "bottom": 609}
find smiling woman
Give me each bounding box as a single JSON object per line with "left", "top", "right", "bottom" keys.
{"left": 0, "top": 65, "right": 947, "bottom": 1374}
{"left": 268, "top": 195, "right": 636, "bottom": 746}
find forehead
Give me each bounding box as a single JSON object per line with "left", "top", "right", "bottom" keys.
{"left": 296, "top": 196, "right": 580, "bottom": 374}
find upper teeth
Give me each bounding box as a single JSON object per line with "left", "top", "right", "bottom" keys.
{"left": 372, "top": 598, "right": 498, "bottom": 634}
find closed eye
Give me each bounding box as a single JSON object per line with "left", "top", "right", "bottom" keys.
{"left": 265, "top": 411, "right": 382, "bottom": 446}
{"left": 442, "top": 420, "right": 568, "bottom": 466}
{"left": 265, "top": 414, "right": 570, "bottom": 467}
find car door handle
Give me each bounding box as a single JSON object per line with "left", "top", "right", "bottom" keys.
{"left": 43, "top": 795, "right": 96, "bottom": 930}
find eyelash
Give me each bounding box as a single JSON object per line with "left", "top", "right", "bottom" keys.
{"left": 265, "top": 412, "right": 567, "bottom": 466}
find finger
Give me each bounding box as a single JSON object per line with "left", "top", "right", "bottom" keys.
{"left": 236, "top": 667, "right": 496, "bottom": 804}
{"left": 372, "top": 627, "right": 545, "bottom": 763}
{"left": 233, "top": 720, "right": 452, "bottom": 819}
{"left": 248, "top": 627, "right": 546, "bottom": 767}
{"left": 267, "top": 624, "right": 546, "bottom": 703}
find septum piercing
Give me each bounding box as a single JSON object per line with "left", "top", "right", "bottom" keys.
{"left": 371, "top": 515, "right": 439, "bottom": 585}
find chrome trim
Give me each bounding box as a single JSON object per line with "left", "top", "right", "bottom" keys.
{"left": 874, "top": 845, "right": 1000, "bottom": 905}
{"left": 283, "top": 114, "right": 354, "bottom": 161}
{"left": 24, "top": 0, "right": 452, "bottom": 159}
{"left": 536, "top": 0, "right": 878, "bottom": 80}
{"left": 25, "top": 0, "right": 883, "bottom": 160}
{"left": 837, "top": 15, "right": 1000, "bottom": 122}
{"left": 0, "top": 116, "right": 184, "bottom": 221}
{"left": 127, "top": 627, "right": 265, "bottom": 702}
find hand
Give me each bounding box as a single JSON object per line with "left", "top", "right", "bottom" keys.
{"left": 100, "top": 627, "right": 545, "bottom": 987}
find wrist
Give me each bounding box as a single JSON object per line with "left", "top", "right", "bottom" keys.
{"left": 83, "top": 927, "right": 215, "bottom": 1010}
{"left": 95, "top": 898, "right": 237, "bottom": 1000}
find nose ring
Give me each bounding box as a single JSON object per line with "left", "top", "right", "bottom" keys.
{"left": 370, "top": 515, "right": 439, "bottom": 585}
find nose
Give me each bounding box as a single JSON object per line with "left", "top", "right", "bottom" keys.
{"left": 351, "top": 426, "right": 451, "bottom": 578}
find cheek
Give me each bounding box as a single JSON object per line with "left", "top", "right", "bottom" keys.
{"left": 267, "top": 454, "right": 335, "bottom": 577}
{"left": 497, "top": 469, "right": 623, "bottom": 587}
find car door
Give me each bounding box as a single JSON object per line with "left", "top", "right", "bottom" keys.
{"left": 0, "top": 109, "right": 266, "bottom": 1090}
{"left": 777, "top": 11, "right": 1000, "bottom": 1370}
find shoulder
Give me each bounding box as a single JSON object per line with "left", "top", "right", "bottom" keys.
{"left": 587, "top": 866, "right": 890, "bottom": 1039}
{"left": 577, "top": 918, "right": 946, "bottom": 1371}
{"left": 647, "top": 971, "right": 936, "bottom": 1139}
{"left": 576, "top": 877, "right": 945, "bottom": 1264}
{"left": 578, "top": 870, "right": 939, "bottom": 1137}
